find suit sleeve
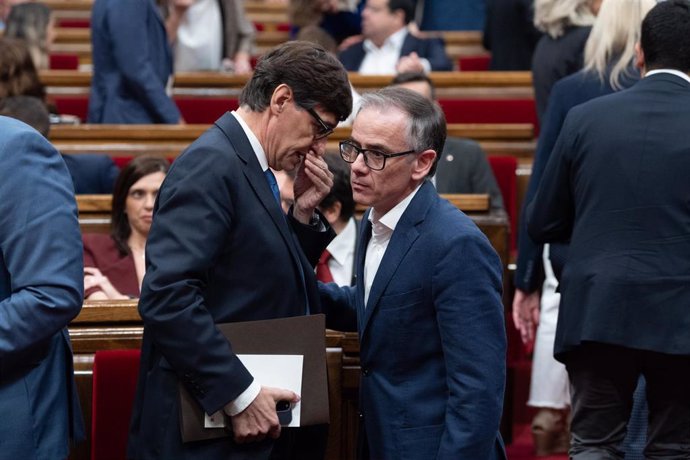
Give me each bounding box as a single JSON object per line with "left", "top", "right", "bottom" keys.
{"left": 0, "top": 128, "right": 83, "bottom": 374}
{"left": 527, "top": 111, "right": 577, "bottom": 243}
{"left": 105, "top": 0, "right": 180, "bottom": 123}
{"left": 318, "top": 282, "right": 358, "bottom": 332}
{"left": 422, "top": 38, "right": 453, "bottom": 71}
{"left": 434, "top": 231, "right": 506, "bottom": 458}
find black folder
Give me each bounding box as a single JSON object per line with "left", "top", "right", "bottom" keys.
{"left": 179, "top": 314, "right": 329, "bottom": 442}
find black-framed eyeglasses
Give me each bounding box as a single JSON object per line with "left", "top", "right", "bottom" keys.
{"left": 307, "top": 107, "right": 335, "bottom": 140}
{"left": 339, "top": 140, "right": 416, "bottom": 171}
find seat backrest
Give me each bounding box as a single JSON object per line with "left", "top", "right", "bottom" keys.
{"left": 174, "top": 96, "right": 240, "bottom": 124}
{"left": 49, "top": 53, "right": 80, "bottom": 70}
{"left": 488, "top": 155, "right": 518, "bottom": 252}
{"left": 438, "top": 98, "right": 539, "bottom": 136}
{"left": 457, "top": 55, "right": 491, "bottom": 71}
{"left": 91, "top": 349, "right": 141, "bottom": 460}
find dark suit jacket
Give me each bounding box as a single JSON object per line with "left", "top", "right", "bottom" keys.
{"left": 531, "top": 26, "right": 591, "bottom": 122}
{"left": 527, "top": 73, "right": 690, "bottom": 360}
{"left": 127, "top": 112, "right": 333, "bottom": 459}
{"left": 338, "top": 32, "right": 453, "bottom": 72}
{"left": 83, "top": 233, "right": 139, "bottom": 298}
{"left": 62, "top": 153, "right": 119, "bottom": 194}
{"left": 320, "top": 181, "right": 506, "bottom": 459}
{"left": 0, "top": 116, "right": 84, "bottom": 458}
{"left": 515, "top": 68, "right": 639, "bottom": 292}
{"left": 435, "top": 136, "right": 505, "bottom": 211}
{"left": 483, "top": 0, "right": 541, "bottom": 70}
{"left": 89, "top": 0, "right": 181, "bottom": 123}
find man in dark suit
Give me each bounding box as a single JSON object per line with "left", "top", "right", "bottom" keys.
{"left": 0, "top": 116, "right": 85, "bottom": 458}
{"left": 483, "top": 0, "right": 542, "bottom": 70}
{"left": 127, "top": 41, "right": 352, "bottom": 459}
{"left": 89, "top": 0, "right": 182, "bottom": 124}
{"left": 391, "top": 72, "right": 506, "bottom": 211}
{"left": 320, "top": 87, "right": 506, "bottom": 459}
{"left": 338, "top": 0, "right": 452, "bottom": 74}
{"left": 527, "top": 2, "right": 690, "bottom": 457}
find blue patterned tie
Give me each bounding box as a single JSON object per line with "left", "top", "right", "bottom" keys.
{"left": 264, "top": 169, "right": 281, "bottom": 208}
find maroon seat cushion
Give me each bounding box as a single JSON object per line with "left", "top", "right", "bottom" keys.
{"left": 57, "top": 18, "right": 91, "bottom": 28}
{"left": 49, "top": 54, "right": 80, "bottom": 70}
{"left": 457, "top": 55, "right": 491, "bottom": 71}
{"left": 438, "top": 98, "right": 539, "bottom": 136}
{"left": 488, "top": 155, "right": 518, "bottom": 253}
{"left": 51, "top": 95, "right": 89, "bottom": 122}
{"left": 175, "top": 97, "right": 239, "bottom": 124}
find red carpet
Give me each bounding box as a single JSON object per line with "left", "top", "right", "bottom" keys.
{"left": 506, "top": 424, "right": 568, "bottom": 460}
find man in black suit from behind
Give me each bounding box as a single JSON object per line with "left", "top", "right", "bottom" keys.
{"left": 528, "top": 1, "right": 690, "bottom": 457}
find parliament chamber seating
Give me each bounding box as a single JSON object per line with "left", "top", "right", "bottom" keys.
{"left": 457, "top": 54, "right": 491, "bottom": 71}
{"left": 49, "top": 53, "right": 80, "bottom": 70}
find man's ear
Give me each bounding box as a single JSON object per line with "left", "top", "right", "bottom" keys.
{"left": 270, "top": 84, "right": 293, "bottom": 115}
{"left": 320, "top": 201, "right": 342, "bottom": 226}
{"left": 411, "top": 149, "right": 436, "bottom": 181}
{"left": 634, "top": 42, "right": 646, "bottom": 74}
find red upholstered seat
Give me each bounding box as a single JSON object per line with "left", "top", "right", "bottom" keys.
{"left": 457, "top": 55, "right": 491, "bottom": 71}
{"left": 51, "top": 95, "right": 89, "bottom": 122}
{"left": 488, "top": 155, "right": 518, "bottom": 253}
{"left": 438, "top": 99, "right": 539, "bottom": 136}
{"left": 174, "top": 97, "right": 240, "bottom": 124}
{"left": 57, "top": 18, "right": 91, "bottom": 28}
{"left": 49, "top": 54, "right": 80, "bottom": 70}
{"left": 91, "top": 349, "right": 141, "bottom": 460}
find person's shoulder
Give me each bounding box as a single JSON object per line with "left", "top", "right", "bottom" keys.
{"left": 0, "top": 116, "right": 54, "bottom": 161}
{"left": 83, "top": 232, "right": 116, "bottom": 249}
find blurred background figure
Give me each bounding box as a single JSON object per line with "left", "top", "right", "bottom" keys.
{"left": 531, "top": 0, "right": 600, "bottom": 122}
{"left": 0, "top": 37, "right": 46, "bottom": 101}
{"left": 165, "top": 0, "right": 256, "bottom": 73}
{"left": 289, "top": 0, "right": 363, "bottom": 45}
{"left": 0, "top": 0, "right": 26, "bottom": 31}
{"left": 483, "top": 0, "right": 542, "bottom": 70}
{"left": 414, "top": 0, "right": 485, "bottom": 31}
{"left": 82, "top": 156, "right": 170, "bottom": 300}
{"left": 88, "top": 0, "right": 182, "bottom": 123}
{"left": 3, "top": 1, "right": 55, "bottom": 70}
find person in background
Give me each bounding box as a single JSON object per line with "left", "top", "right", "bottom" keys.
{"left": 531, "top": 0, "right": 600, "bottom": 122}
{"left": 391, "top": 71, "right": 506, "bottom": 212}
{"left": 127, "top": 41, "right": 352, "bottom": 460}
{"left": 0, "top": 115, "right": 84, "bottom": 459}
{"left": 82, "top": 156, "right": 169, "bottom": 300}
{"left": 527, "top": 1, "right": 690, "bottom": 457}
{"left": 415, "top": 0, "right": 485, "bottom": 31}
{"left": 88, "top": 0, "right": 183, "bottom": 123}
{"left": 338, "top": 0, "right": 452, "bottom": 74}
{"left": 3, "top": 1, "right": 55, "bottom": 70}
{"left": 0, "top": 37, "right": 46, "bottom": 101}
{"left": 289, "top": 0, "right": 363, "bottom": 45}
{"left": 514, "top": 0, "right": 656, "bottom": 455}
{"left": 165, "top": 0, "right": 256, "bottom": 73}
{"left": 483, "top": 0, "right": 542, "bottom": 71}
{"left": 315, "top": 153, "right": 358, "bottom": 286}
{"left": 320, "top": 87, "right": 506, "bottom": 459}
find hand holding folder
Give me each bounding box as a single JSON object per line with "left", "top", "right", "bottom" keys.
{"left": 179, "top": 314, "right": 330, "bottom": 442}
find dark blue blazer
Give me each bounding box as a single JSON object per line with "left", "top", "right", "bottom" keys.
{"left": 320, "top": 181, "right": 507, "bottom": 459}
{"left": 514, "top": 68, "right": 639, "bottom": 292}
{"left": 338, "top": 33, "right": 453, "bottom": 72}
{"left": 88, "top": 0, "right": 181, "bottom": 123}
{"left": 62, "top": 153, "right": 120, "bottom": 194}
{"left": 127, "top": 112, "right": 333, "bottom": 459}
{"left": 527, "top": 73, "right": 690, "bottom": 359}
{"left": 0, "top": 117, "right": 84, "bottom": 458}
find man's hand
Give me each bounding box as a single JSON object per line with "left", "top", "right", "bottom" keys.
{"left": 396, "top": 52, "right": 425, "bottom": 74}
{"left": 512, "top": 288, "right": 540, "bottom": 351}
{"left": 293, "top": 151, "right": 334, "bottom": 224}
{"left": 230, "top": 386, "right": 300, "bottom": 444}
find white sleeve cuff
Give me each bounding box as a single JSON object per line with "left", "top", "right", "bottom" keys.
{"left": 421, "top": 58, "right": 432, "bottom": 74}
{"left": 223, "top": 380, "right": 261, "bottom": 416}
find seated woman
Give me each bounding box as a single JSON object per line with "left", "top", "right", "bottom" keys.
{"left": 83, "top": 156, "right": 169, "bottom": 299}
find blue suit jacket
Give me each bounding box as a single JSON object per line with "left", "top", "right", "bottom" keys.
{"left": 0, "top": 116, "right": 84, "bottom": 458}
{"left": 127, "top": 112, "right": 333, "bottom": 459}
{"left": 62, "top": 153, "right": 120, "bottom": 194}
{"left": 338, "top": 33, "right": 453, "bottom": 72}
{"left": 88, "top": 0, "right": 181, "bottom": 123}
{"left": 514, "top": 68, "right": 639, "bottom": 292}
{"left": 321, "top": 181, "right": 507, "bottom": 459}
{"left": 528, "top": 73, "right": 690, "bottom": 359}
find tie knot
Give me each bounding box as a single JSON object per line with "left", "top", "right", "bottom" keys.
{"left": 319, "top": 249, "right": 332, "bottom": 265}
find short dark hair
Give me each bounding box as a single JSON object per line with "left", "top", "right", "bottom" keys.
{"left": 388, "top": 0, "right": 415, "bottom": 24}
{"left": 391, "top": 72, "right": 436, "bottom": 100}
{"left": 0, "top": 95, "right": 50, "bottom": 136}
{"left": 359, "top": 86, "right": 446, "bottom": 177}
{"left": 640, "top": 0, "right": 690, "bottom": 72}
{"left": 111, "top": 156, "right": 170, "bottom": 255}
{"left": 240, "top": 41, "right": 352, "bottom": 122}
{"left": 320, "top": 153, "right": 355, "bottom": 222}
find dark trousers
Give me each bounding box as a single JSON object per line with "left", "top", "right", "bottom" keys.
{"left": 565, "top": 342, "right": 690, "bottom": 459}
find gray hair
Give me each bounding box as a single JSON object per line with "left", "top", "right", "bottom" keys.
{"left": 357, "top": 87, "right": 446, "bottom": 177}
{"left": 5, "top": 2, "right": 52, "bottom": 70}
{"left": 583, "top": 0, "right": 656, "bottom": 90}
{"left": 534, "top": 0, "right": 597, "bottom": 39}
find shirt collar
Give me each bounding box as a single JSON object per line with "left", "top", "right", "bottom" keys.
{"left": 363, "top": 27, "right": 408, "bottom": 53}
{"left": 368, "top": 182, "right": 423, "bottom": 233}
{"left": 231, "top": 110, "right": 269, "bottom": 171}
{"left": 327, "top": 217, "right": 357, "bottom": 266}
{"left": 645, "top": 69, "right": 690, "bottom": 85}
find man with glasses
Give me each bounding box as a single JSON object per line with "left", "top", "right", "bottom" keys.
{"left": 128, "top": 41, "right": 352, "bottom": 460}
{"left": 320, "top": 87, "right": 507, "bottom": 459}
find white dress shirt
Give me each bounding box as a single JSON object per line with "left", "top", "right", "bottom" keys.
{"left": 645, "top": 69, "right": 690, "bottom": 84}
{"left": 358, "top": 28, "right": 431, "bottom": 75}
{"left": 326, "top": 217, "right": 357, "bottom": 286}
{"left": 174, "top": 0, "right": 223, "bottom": 71}
{"left": 363, "top": 184, "right": 422, "bottom": 306}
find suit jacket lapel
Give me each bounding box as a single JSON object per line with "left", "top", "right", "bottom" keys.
{"left": 399, "top": 34, "right": 419, "bottom": 60}
{"left": 355, "top": 212, "right": 372, "bottom": 335}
